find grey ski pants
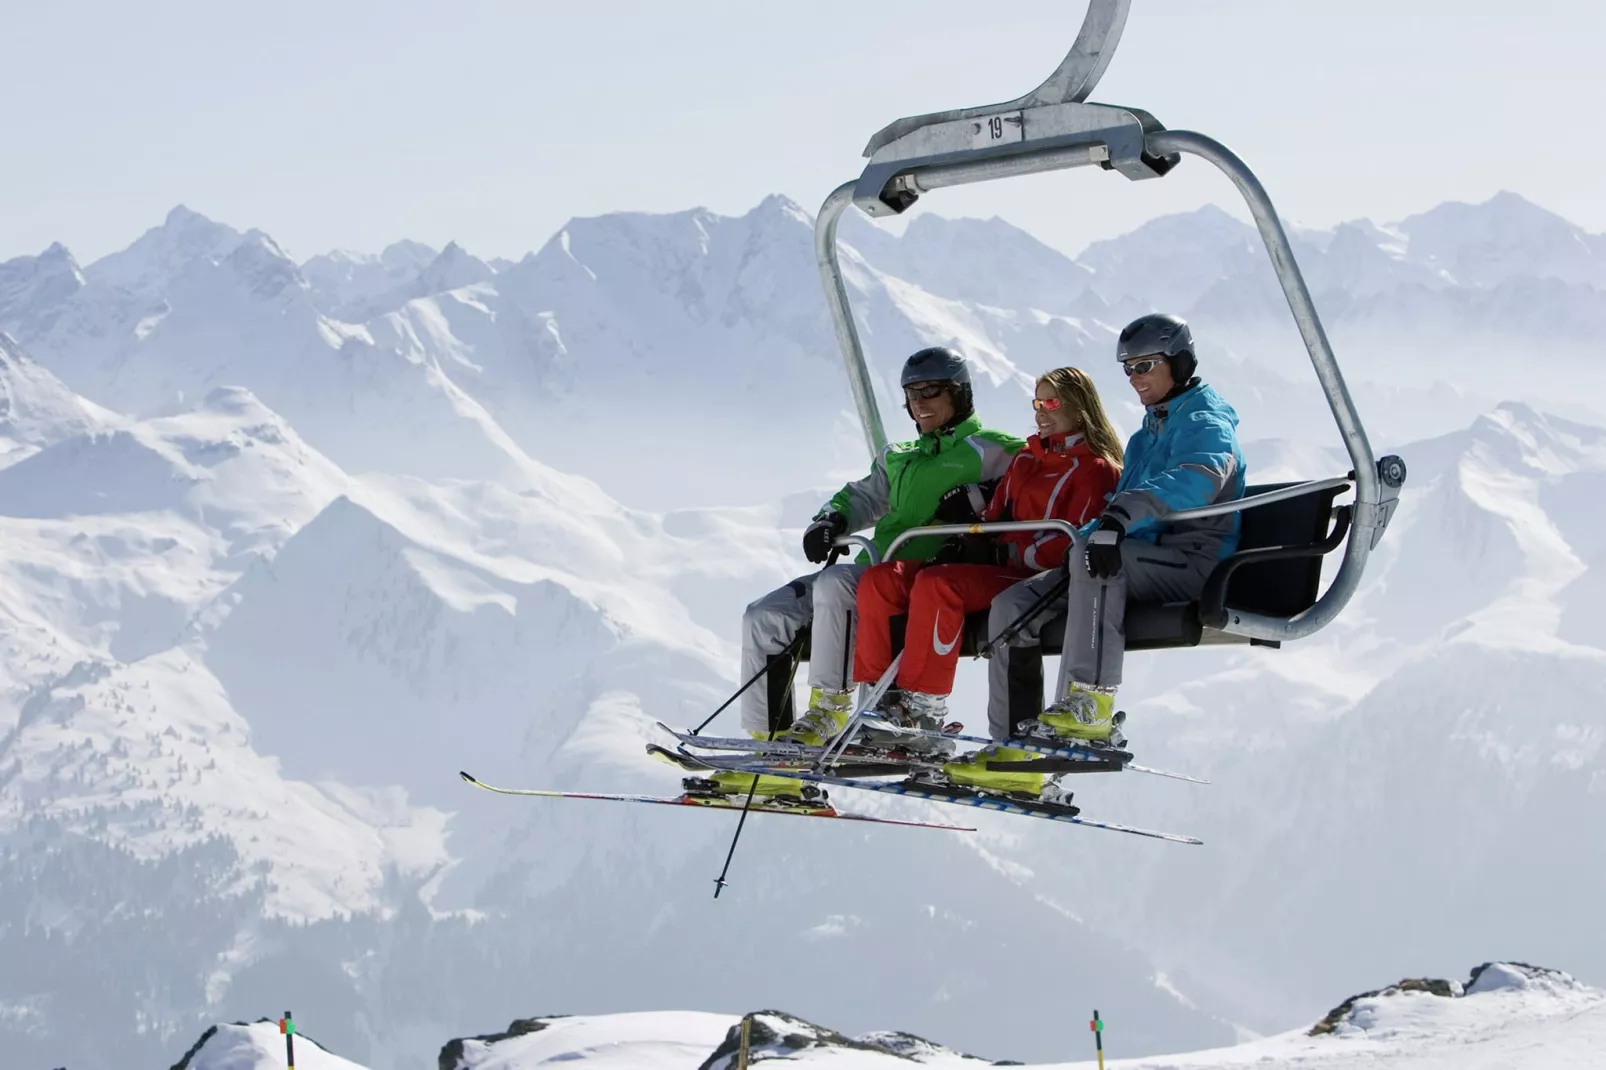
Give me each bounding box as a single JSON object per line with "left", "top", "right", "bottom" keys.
{"left": 739, "top": 563, "right": 868, "bottom": 736}
{"left": 985, "top": 533, "right": 1216, "bottom": 740}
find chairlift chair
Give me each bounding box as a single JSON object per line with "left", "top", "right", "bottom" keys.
{"left": 811, "top": 0, "right": 1407, "bottom": 686}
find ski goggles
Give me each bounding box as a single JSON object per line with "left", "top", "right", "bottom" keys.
{"left": 904, "top": 383, "right": 951, "bottom": 401}
{"left": 1031, "top": 397, "right": 1063, "bottom": 412}
{"left": 1121, "top": 356, "right": 1167, "bottom": 377}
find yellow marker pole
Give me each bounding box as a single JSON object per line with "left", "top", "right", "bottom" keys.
{"left": 1090, "top": 1009, "right": 1104, "bottom": 1070}
{"left": 738, "top": 1014, "right": 752, "bottom": 1070}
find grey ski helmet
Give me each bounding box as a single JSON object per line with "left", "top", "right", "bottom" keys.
{"left": 1117, "top": 313, "right": 1196, "bottom": 383}
{"left": 900, "top": 346, "right": 973, "bottom": 426}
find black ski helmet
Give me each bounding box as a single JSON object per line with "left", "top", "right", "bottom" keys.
{"left": 900, "top": 346, "right": 973, "bottom": 426}
{"left": 1117, "top": 313, "right": 1196, "bottom": 383}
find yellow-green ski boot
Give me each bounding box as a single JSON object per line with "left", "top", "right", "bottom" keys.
{"left": 702, "top": 771, "right": 807, "bottom": 798}
{"left": 940, "top": 745, "right": 1047, "bottom": 796}
{"left": 1036, "top": 682, "right": 1120, "bottom": 744}
{"left": 777, "top": 687, "right": 853, "bottom": 746}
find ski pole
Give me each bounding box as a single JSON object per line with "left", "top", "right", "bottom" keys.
{"left": 712, "top": 775, "right": 763, "bottom": 899}
{"left": 982, "top": 570, "right": 1069, "bottom": 654}
{"left": 814, "top": 651, "right": 902, "bottom": 771}
{"left": 713, "top": 563, "right": 820, "bottom": 897}
{"left": 693, "top": 630, "right": 806, "bottom": 736}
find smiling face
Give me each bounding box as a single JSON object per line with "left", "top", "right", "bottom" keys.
{"left": 1033, "top": 379, "right": 1082, "bottom": 437}
{"left": 905, "top": 382, "right": 957, "bottom": 434}
{"left": 1123, "top": 355, "right": 1176, "bottom": 407}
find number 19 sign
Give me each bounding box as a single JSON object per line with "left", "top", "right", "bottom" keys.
{"left": 972, "top": 111, "right": 1024, "bottom": 149}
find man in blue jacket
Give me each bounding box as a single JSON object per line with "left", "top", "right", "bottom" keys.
{"left": 944, "top": 313, "right": 1245, "bottom": 795}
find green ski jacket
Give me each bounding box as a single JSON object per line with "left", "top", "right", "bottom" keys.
{"left": 820, "top": 414, "right": 1023, "bottom": 563}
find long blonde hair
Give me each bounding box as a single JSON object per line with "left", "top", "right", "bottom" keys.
{"left": 1036, "top": 366, "right": 1124, "bottom": 471}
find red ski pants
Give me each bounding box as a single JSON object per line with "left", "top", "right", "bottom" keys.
{"left": 854, "top": 562, "right": 1031, "bottom": 696}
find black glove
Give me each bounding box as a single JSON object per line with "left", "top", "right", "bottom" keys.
{"left": 928, "top": 536, "right": 968, "bottom": 566}
{"left": 930, "top": 534, "right": 1001, "bottom": 566}
{"left": 1084, "top": 516, "right": 1125, "bottom": 579}
{"left": 933, "top": 482, "right": 988, "bottom": 525}
{"left": 803, "top": 511, "right": 847, "bottom": 564}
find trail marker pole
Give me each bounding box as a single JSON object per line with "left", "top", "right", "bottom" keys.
{"left": 280, "top": 1010, "right": 296, "bottom": 1070}
{"left": 1090, "top": 1009, "right": 1104, "bottom": 1070}
{"left": 738, "top": 1014, "right": 752, "bottom": 1069}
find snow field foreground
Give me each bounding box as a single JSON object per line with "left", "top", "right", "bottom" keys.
{"left": 173, "top": 1020, "right": 370, "bottom": 1070}
{"left": 174, "top": 964, "right": 1606, "bottom": 1069}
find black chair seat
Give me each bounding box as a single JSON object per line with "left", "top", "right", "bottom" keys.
{"left": 955, "top": 600, "right": 1203, "bottom": 657}
{"left": 898, "top": 479, "right": 1350, "bottom": 659}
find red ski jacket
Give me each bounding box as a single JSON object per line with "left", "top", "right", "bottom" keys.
{"left": 984, "top": 432, "right": 1120, "bottom": 571}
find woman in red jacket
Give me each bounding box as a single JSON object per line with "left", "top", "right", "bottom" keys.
{"left": 852, "top": 366, "right": 1123, "bottom": 744}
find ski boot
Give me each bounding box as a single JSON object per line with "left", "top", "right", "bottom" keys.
{"left": 862, "top": 690, "right": 956, "bottom": 757}
{"left": 684, "top": 775, "right": 828, "bottom": 808}
{"left": 925, "top": 746, "right": 1075, "bottom": 805}
{"left": 1024, "top": 682, "right": 1125, "bottom": 748}
{"left": 690, "top": 773, "right": 811, "bottom": 801}
{"left": 939, "top": 744, "right": 1045, "bottom": 795}
{"left": 775, "top": 686, "right": 854, "bottom": 746}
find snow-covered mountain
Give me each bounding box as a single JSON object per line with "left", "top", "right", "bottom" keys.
{"left": 0, "top": 330, "right": 115, "bottom": 467}
{"left": 5, "top": 190, "right": 1601, "bottom": 512}
{"left": 4, "top": 194, "right": 1606, "bottom": 1070}
{"left": 171, "top": 962, "right": 1606, "bottom": 1069}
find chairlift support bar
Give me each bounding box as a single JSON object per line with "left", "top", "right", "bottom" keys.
{"left": 812, "top": 0, "right": 1401, "bottom": 645}
{"left": 845, "top": 477, "right": 1356, "bottom": 567}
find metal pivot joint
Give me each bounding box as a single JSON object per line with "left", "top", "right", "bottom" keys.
{"left": 812, "top": 0, "right": 1405, "bottom": 645}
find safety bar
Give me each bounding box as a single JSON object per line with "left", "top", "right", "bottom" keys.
{"left": 1164, "top": 476, "right": 1351, "bottom": 523}
{"left": 835, "top": 533, "right": 880, "bottom": 563}
{"left": 870, "top": 519, "right": 1080, "bottom": 566}
{"left": 845, "top": 476, "right": 1354, "bottom": 566}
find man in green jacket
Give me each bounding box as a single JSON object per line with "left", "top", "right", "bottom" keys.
{"left": 732, "top": 347, "right": 1023, "bottom": 769}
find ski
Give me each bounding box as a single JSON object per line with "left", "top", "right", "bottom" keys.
{"left": 457, "top": 771, "right": 975, "bottom": 832}
{"left": 653, "top": 740, "right": 1128, "bottom": 779}
{"left": 645, "top": 743, "right": 916, "bottom": 780}
{"left": 657, "top": 721, "right": 1207, "bottom": 785}
{"left": 678, "top": 755, "right": 1204, "bottom": 845}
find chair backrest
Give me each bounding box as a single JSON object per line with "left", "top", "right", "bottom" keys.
{"left": 1223, "top": 481, "right": 1346, "bottom": 616}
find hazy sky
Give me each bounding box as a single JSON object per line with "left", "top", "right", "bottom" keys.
{"left": 5, "top": 0, "right": 1604, "bottom": 264}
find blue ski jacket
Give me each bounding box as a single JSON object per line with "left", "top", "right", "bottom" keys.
{"left": 1090, "top": 380, "right": 1246, "bottom": 560}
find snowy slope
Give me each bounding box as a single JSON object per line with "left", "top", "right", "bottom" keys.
{"left": 177, "top": 1019, "right": 369, "bottom": 1070}
{"left": 300, "top": 239, "right": 441, "bottom": 318}
{"left": 0, "top": 330, "right": 114, "bottom": 467}
{"left": 173, "top": 962, "right": 1606, "bottom": 1069}
{"left": 442, "top": 964, "right": 1597, "bottom": 1069}
{"left": 441, "top": 1012, "right": 737, "bottom": 1070}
